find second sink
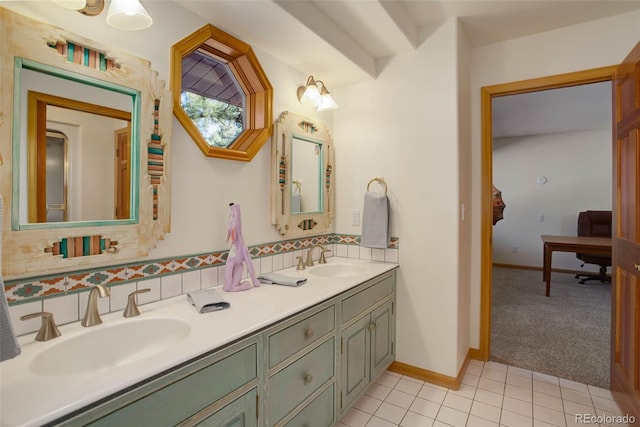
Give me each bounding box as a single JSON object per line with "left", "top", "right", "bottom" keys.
{"left": 30, "top": 318, "right": 190, "bottom": 377}
{"left": 309, "top": 263, "right": 368, "bottom": 278}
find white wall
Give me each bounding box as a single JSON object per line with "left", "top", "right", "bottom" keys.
{"left": 492, "top": 129, "right": 612, "bottom": 271}
{"left": 469, "top": 11, "right": 640, "bottom": 349}
{"left": 334, "top": 19, "right": 466, "bottom": 378}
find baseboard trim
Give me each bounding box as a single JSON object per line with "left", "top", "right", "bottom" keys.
{"left": 390, "top": 350, "right": 471, "bottom": 390}
{"left": 469, "top": 347, "right": 484, "bottom": 361}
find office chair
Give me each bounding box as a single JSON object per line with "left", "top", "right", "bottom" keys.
{"left": 575, "top": 210, "right": 612, "bottom": 284}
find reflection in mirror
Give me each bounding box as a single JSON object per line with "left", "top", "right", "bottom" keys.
{"left": 180, "top": 50, "right": 244, "bottom": 148}
{"left": 291, "top": 137, "right": 322, "bottom": 214}
{"left": 272, "top": 111, "right": 333, "bottom": 238}
{"left": 16, "top": 61, "right": 137, "bottom": 228}
{"left": 44, "top": 130, "right": 68, "bottom": 222}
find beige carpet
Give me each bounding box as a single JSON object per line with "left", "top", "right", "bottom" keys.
{"left": 490, "top": 266, "right": 611, "bottom": 388}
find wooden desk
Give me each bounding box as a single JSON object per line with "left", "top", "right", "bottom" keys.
{"left": 541, "top": 235, "right": 612, "bottom": 297}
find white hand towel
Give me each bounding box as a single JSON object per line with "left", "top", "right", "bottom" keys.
{"left": 258, "top": 272, "right": 307, "bottom": 287}
{"left": 187, "top": 288, "right": 230, "bottom": 313}
{"left": 361, "top": 191, "right": 390, "bottom": 249}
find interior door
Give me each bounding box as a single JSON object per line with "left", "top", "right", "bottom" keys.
{"left": 611, "top": 40, "right": 640, "bottom": 418}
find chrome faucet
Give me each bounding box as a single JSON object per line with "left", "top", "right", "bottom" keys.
{"left": 305, "top": 244, "right": 329, "bottom": 267}
{"left": 82, "top": 285, "right": 111, "bottom": 327}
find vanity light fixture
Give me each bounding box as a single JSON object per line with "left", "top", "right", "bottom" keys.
{"left": 297, "top": 75, "right": 338, "bottom": 112}
{"left": 106, "top": 0, "right": 152, "bottom": 30}
{"left": 51, "top": 0, "right": 152, "bottom": 30}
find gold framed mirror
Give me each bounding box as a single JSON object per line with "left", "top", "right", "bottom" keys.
{"left": 0, "top": 8, "right": 172, "bottom": 277}
{"left": 271, "top": 111, "right": 334, "bottom": 237}
{"left": 171, "top": 24, "right": 273, "bottom": 161}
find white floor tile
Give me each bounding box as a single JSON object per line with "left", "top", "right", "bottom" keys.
{"left": 341, "top": 407, "right": 372, "bottom": 427}
{"left": 478, "top": 377, "right": 506, "bottom": 395}
{"left": 533, "top": 380, "right": 561, "bottom": 398}
{"left": 339, "top": 364, "right": 623, "bottom": 427}
{"left": 395, "top": 378, "right": 424, "bottom": 396}
{"left": 470, "top": 400, "right": 502, "bottom": 423}
{"left": 409, "top": 397, "right": 441, "bottom": 419}
{"left": 366, "top": 416, "right": 398, "bottom": 427}
{"left": 532, "top": 391, "right": 564, "bottom": 412}
{"left": 504, "top": 383, "right": 533, "bottom": 403}
{"left": 560, "top": 388, "right": 592, "bottom": 406}
{"left": 386, "top": 389, "right": 416, "bottom": 409}
{"left": 462, "top": 373, "right": 481, "bottom": 387}
{"left": 354, "top": 394, "right": 384, "bottom": 415}
{"left": 467, "top": 414, "right": 500, "bottom": 427}
{"left": 418, "top": 384, "right": 448, "bottom": 404}
{"left": 377, "top": 372, "right": 402, "bottom": 389}
{"left": 400, "top": 411, "right": 435, "bottom": 427}
{"left": 367, "top": 383, "right": 393, "bottom": 401}
{"left": 506, "top": 373, "right": 533, "bottom": 390}
{"left": 562, "top": 399, "right": 594, "bottom": 417}
{"left": 502, "top": 396, "right": 533, "bottom": 417}
{"left": 375, "top": 402, "right": 408, "bottom": 425}
{"left": 435, "top": 405, "right": 469, "bottom": 427}
{"left": 500, "top": 408, "right": 533, "bottom": 427}
{"left": 532, "top": 404, "right": 566, "bottom": 427}
{"left": 443, "top": 393, "right": 473, "bottom": 413}
{"left": 450, "top": 383, "right": 477, "bottom": 400}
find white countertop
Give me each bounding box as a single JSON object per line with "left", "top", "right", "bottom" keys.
{"left": 0, "top": 258, "right": 398, "bottom": 427}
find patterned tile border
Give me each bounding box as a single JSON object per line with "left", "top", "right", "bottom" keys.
{"left": 4, "top": 234, "right": 398, "bottom": 306}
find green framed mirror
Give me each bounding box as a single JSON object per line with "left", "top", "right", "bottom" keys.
{"left": 0, "top": 8, "right": 172, "bottom": 277}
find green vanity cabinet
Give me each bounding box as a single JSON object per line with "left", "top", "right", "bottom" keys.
{"left": 264, "top": 302, "right": 337, "bottom": 427}
{"left": 57, "top": 337, "right": 261, "bottom": 427}
{"left": 339, "top": 273, "right": 395, "bottom": 413}
{"left": 190, "top": 388, "right": 258, "bottom": 427}
{"left": 50, "top": 268, "right": 396, "bottom": 427}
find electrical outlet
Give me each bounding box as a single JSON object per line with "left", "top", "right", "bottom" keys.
{"left": 512, "top": 246, "right": 518, "bottom": 254}
{"left": 538, "top": 213, "right": 545, "bottom": 222}
{"left": 351, "top": 210, "right": 360, "bottom": 226}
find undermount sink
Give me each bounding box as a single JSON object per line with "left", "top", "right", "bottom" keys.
{"left": 310, "top": 263, "right": 368, "bottom": 278}
{"left": 30, "top": 318, "right": 190, "bottom": 377}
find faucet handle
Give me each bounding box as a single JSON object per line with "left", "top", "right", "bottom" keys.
{"left": 296, "top": 256, "right": 305, "bottom": 270}
{"left": 319, "top": 249, "right": 330, "bottom": 264}
{"left": 123, "top": 288, "right": 151, "bottom": 318}
{"left": 20, "top": 312, "right": 61, "bottom": 342}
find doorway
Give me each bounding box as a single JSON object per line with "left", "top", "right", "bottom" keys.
{"left": 479, "top": 66, "right": 618, "bottom": 366}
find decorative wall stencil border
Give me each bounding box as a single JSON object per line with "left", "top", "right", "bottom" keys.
{"left": 47, "top": 40, "right": 120, "bottom": 71}
{"left": 5, "top": 233, "right": 398, "bottom": 305}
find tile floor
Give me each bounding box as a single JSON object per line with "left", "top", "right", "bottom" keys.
{"left": 337, "top": 360, "right": 632, "bottom": 427}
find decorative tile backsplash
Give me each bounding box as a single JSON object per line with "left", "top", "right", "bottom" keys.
{"left": 6, "top": 234, "right": 399, "bottom": 336}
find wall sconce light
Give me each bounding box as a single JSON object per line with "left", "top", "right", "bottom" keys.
{"left": 106, "top": 0, "right": 152, "bottom": 30}
{"left": 297, "top": 75, "right": 338, "bottom": 112}
{"left": 51, "top": 0, "right": 152, "bottom": 30}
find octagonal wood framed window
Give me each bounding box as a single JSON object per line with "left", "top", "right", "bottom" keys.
{"left": 171, "top": 24, "right": 273, "bottom": 161}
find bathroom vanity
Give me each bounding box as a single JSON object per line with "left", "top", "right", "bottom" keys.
{"left": 0, "top": 259, "right": 397, "bottom": 427}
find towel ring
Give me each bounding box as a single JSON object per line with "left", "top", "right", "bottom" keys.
{"left": 367, "top": 177, "right": 387, "bottom": 195}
